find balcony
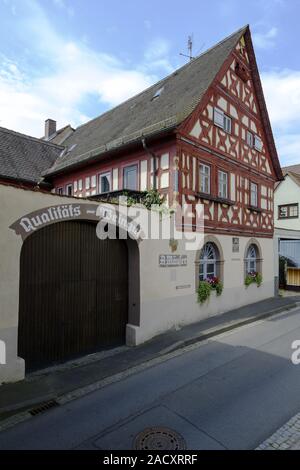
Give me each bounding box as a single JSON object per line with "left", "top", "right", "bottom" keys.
{"left": 90, "top": 189, "right": 146, "bottom": 204}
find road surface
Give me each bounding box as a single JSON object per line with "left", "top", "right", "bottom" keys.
{"left": 0, "top": 307, "right": 300, "bottom": 450}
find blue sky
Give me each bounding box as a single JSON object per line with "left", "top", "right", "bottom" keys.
{"left": 0, "top": 0, "right": 299, "bottom": 165}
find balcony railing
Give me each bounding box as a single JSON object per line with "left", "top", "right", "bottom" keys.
{"left": 90, "top": 189, "right": 146, "bottom": 204}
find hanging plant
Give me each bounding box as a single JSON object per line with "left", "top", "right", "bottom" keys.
{"left": 206, "top": 276, "right": 223, "bottom": 296}
{"left": 245, "top": 271, "right": 263, "bottom": 287}
{"left": 197, "top": 281, "right": 212, "bottom": 303}
{"left": 141, "top": 189, "right": 164, "bottom": 209}
{"left": 197, "top": 277, "right": 223, "bottom": 303}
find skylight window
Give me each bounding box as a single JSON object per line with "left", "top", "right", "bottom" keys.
{"left": 152, "top": 86, "right": 164, "bottom": 101}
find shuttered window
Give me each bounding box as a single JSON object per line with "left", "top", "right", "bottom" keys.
{"left": 214, "top": 107, "right": 231, "bottom": 134}
{"left": 247, "top": 131, "right": 254, "bottom": 148}
{"left": 250, "top": 182, "right": 258, "bottom": 207}
{"left": 224, "top": 114, "right": 232, "bottom": 134}
{"left": 218, "top": 170, "right": 228, "bottom": 199}
{"left": 214, "top": 108, "right": 224, "bottom": 128}
{"left": 254, "top": 135, "right": 263, "bottom": 152}
{"left": 199, "top": 164, "right": 210, "bottom": 194}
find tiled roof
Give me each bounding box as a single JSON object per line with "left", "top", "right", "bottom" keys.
{"left": 282, "top": 164, "right": 300, "bottom": 176}
{"left": 44, "top": 26, "right": 248, "bottom": 176}
{"left": 0, "top": 126, "right": 63, "bottom": 185}
{"left": 287, "top": 171, "right": 300, "bottom": 187}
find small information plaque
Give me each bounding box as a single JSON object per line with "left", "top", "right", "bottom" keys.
{"left": 159, "top": 255, "right": 188, "bottom": 267}
{"left": 232, "top": 237, "right": 239, "bottom": 253}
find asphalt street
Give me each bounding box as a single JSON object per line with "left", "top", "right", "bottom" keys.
{"left": 0, "top": 307, "right": 300, "bottom": 450}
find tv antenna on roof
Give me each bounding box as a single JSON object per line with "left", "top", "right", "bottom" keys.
{"left": 180, "top": 35, "right": 194, "bottom": 61}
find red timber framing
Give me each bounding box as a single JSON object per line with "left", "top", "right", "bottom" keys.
{"left": 53, "top": 136, "right": 177, "bottom": 207}
{"left": 51, "top": 27, "right": 281, "bottom": 240}
{"left": 175, "top": 31, "right": 278, "bottom": 239}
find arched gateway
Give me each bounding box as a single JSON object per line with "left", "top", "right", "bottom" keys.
{"left": 18, "top": 219, "right": 131, "bottom": 371}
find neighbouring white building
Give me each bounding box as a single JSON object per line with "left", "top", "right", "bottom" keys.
{"left": 275, "top": 166, "right": 300, "bottom": 289}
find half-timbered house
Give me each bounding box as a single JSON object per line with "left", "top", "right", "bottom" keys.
{"left": 0, "top": 25, "right": 283, "bottom": 382}
{"left": 44, "top": 24, "right": 282, "bottom": 307}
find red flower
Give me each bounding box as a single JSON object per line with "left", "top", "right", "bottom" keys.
{"left": 206, "top": 276, "right": 219, "bottom": 287}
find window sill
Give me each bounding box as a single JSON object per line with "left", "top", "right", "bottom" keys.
{"left": 247, "top": 205, "right": 262, "bottom": 213}
{"left": 197, "top": 192, "right": 234, "bottom": 206}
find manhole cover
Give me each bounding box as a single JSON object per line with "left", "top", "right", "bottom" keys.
{"left": 134, "top": 427, "right": 186, "bottom": 450}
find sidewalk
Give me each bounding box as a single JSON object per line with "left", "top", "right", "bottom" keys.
{"left": 0, "top": 295, "right": 299, "bottom": 428}
{"left": 257, "top": 411, "right": 300, "bottom": 450}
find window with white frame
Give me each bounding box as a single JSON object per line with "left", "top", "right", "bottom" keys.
{"left": 223, "top": 114, "right": 232, "bottom": 134}
{"left": 78, "top": 179, "right": 83, "bottom": 191}
{"left": 247, "top": 131, "right": 254, "bottom": 148}
{"left": 74, "top": 181, "right": 78, "bottom": 193}
{"left": 245, "top": 244, "right": 259, "bottom": 274}
{"left": 99, "top": 172, "right": 111, "bottom": 193}
{"left": 199, "top": 164, "right": 210, "bottom": 194}
{"left": 57, "top": 187, "right": 63, "bottom": 195}
{"left": 254, "top": 135, "right": 262, "bottom": 152}
{"left": 214, "top": 108, "right": 224, "bottom": 128}
{"left": 250, "top": 182, "right": 258, "bottom": 207}
{"left": 91, "top": 175, "right": 96, "bottom": 188}
{"left": 199, "top": 242, "right": 218, "bottom": 281}
{"left": 218, "top": 170, "right": 228, "bottom": 199}
{"left": 290, "top": 205, "right": 299, "bottom": 217}
{"left": 123, "top": 165, "right": 138, "bottom": 190}
{"left": 279, "top": 204, "right": 299, "bottom": 219}
{"left": 214, "top": 108, "right": 231, "bottom": 134}
{"left": 66, "top": 184, "right": 73, "bottom": 196}
{"left": 85, "top": 177, "right": 90, "bottom": 190}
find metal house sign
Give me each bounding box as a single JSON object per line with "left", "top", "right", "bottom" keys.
{"left": 159, "top": 255, "right": 188, "bottom": 267}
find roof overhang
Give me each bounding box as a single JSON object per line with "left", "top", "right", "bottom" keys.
{"left": 43, "top": 125, "right": 176, "bottom": 179}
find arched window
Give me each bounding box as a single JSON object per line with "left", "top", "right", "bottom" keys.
{"left": 245, "top": 244, "right": 258, "bottom": 274}
{"left": 199, "top": 242, "right": 218, "bottom": 281}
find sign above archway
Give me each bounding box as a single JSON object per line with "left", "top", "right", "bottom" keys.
{"left": 10, "top": 203, "right": 141, "bottom": 241}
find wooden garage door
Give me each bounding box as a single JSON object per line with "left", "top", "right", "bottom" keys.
{"left": 18, "top": 221, "right": 128, "bottom": 371}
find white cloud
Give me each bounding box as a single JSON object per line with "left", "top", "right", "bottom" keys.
{"left": 0, "top": 0, "right": 171, "bottom": 137}
{"left": 143, "top": 38, "right": 173, "bottom": 73}
{"left": 144, "top": 38, "right": 171, "bottom": 61}
{"left": 261, "top": 69, "right": 300, "bottom": 165}
{"left": 253, "top": 27, "right": 278, "bottom": 50}
{"left": 261, "top": 69, "right": 300, "bottom": 129}
{"left": 275, "top": 134, "right": 300, "bottom": 167}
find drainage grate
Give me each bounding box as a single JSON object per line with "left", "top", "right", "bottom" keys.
{"left": 29, "top": 400, "right": 59, "bottom": 416}
{"left": 134, "top": 427, "right": 186, "bottom": 450}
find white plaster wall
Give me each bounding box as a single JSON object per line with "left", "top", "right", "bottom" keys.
{"left": 0, "top": 183, "right": 275, "bottom": 382}
{"left": 130, "top": 233, "right": 275, "bottom": 344}
{"left": 275, "top": 176, "right": 300, "bottom": 230}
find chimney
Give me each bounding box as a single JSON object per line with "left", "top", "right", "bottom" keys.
{"left": 45, "top": 119, "right": 57, "bottom": 139}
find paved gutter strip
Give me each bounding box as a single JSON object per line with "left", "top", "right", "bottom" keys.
{"left": 0, "top": 303, "right": 297, "bottom": 434}
{"left": 160, "top": 303, "right": 298, "bottom": 355}
{"left": 257, "top": 412, "right": 300, "bottom": 450}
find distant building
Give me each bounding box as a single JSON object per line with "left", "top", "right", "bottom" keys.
{"left": 0, "top": 126, "right": 62, "bottom": 189}
{"left": 275, "top": 166, "right": 300, "bottom": 289}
